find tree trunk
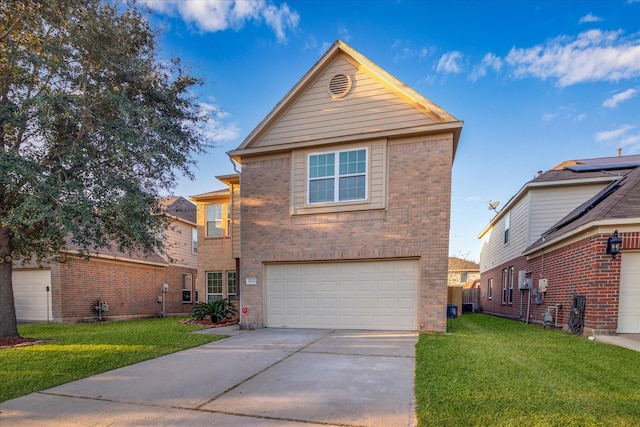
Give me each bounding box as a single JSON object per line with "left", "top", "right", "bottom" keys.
{"left": 0, "top": 225, "right": 20, "bottom": 339}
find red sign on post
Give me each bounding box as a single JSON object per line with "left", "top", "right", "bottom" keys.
{"left": 241, "top": 307, "right": 248, "bottom": 314}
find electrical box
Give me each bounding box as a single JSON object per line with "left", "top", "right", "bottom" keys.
{"left": 518, "top": 270, "right": 532, "bottom": 290}
{"left": 538, "top": 278, "right": 548, "bottom": 293}
{"left": 162, "top": 283, "right": 169, "bottom": 292}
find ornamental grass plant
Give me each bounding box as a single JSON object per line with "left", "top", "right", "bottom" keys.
{"left": 416, "top": 314, "right": 640, "bottom": 427}
{"left": 0, "top": 317, "right": 224, "bottom": 403}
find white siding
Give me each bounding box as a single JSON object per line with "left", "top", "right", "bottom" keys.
{"left": 259, "top": 54, "right": 440, "bottom": 147}
{"left": 528, "top": 184, "right": 606, "bottom": 243}
{"left": 481, "top": 182, "right": 609, "bottom": 273}
{"left": 480, "top": 196, "right": 529, "bottom": 272}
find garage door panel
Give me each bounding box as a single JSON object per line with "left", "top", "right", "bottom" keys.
{"left": 266, "top": 260, "right": 418, "bottom": 330}
{"left": 618, "top": 253, "right": 640, "bottom": 333}
{"left": 12, "top": 270, "right": 52, "bottom": 322}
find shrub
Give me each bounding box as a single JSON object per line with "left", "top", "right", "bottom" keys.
{"left": 191, "top": 299, "right": 236, "bottom": 323}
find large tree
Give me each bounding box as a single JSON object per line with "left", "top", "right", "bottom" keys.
{"left": 0, "top": 0, "right": 211, "bottom": 338}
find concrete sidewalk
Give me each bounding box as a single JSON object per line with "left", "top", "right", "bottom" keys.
{"left": 0, "top": 327, "right": 417, "bottom": 426}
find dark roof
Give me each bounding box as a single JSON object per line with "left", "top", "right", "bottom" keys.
{"left": 448, "top": 257, "right": 480, "bottom": 270}
{"left": 526, "top": 165, "right": 640, "bottom": 252}
{"left": 160, "top": 196, "right": 196, "bottom": 224}
{"left": 64, "top": 238, "right": 168, "bottom": 265}
{"left": 530, "top": 154, "right": 640, "bottom": 184}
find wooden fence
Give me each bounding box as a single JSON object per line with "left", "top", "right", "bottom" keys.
{"left": 447, "top": 287, "right": 482, "bottom": 315}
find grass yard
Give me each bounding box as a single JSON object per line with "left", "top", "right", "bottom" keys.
{"left": 0, "top": 317, "right": 224, "bottom": 403}
{"left": 416, "top": 314, "right": 640, "bottom": 427}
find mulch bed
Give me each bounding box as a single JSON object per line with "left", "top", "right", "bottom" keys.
{"left": 0, "top": 337, "right": 42, "bottom": 350}
{"left": 180, "top": 318, "right": 239, "bottom": 329}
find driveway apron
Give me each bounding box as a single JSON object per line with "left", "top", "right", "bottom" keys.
{"left": 0, "top": 327, "right": 418, "bottom": 427}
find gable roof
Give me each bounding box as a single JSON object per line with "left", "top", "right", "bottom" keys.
{"left": 228, "top": 40, "right": 462, "bottom": 159}
{"left": 159, "top": 196, "right": 196, "bottom": 224}
{"left": 448, "top": 257, "right": 480, "bottom": 271}
{"left": 524, "top": 163, "right": 640, "bottom": 254}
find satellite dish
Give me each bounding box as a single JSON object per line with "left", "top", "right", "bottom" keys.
{"left": 487, "top": 200, "right": 500, "bottom": 212}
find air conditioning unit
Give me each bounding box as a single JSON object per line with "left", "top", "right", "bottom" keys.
{"left": 518, "top": 270, "right": 532, "bottom": 290}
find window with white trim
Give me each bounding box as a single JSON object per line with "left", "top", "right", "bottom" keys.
{"left": 182, "top": 273, "right": 193, "bottom": 303}
{"left": 501, "top": 268, "right": 508, "bottom": 304}
{"left": 206, "top": 203, "right": 230, "bottom": 237}
{"left": 308, "top": 148, "right": 367, "bottom": 204}
{"left": 504, "top": 212, "right": 510, "bottom": 244}
{"left": 191, "top": 228, "right": 197, "bottom": 254}
{"left": 206, "top": 271, "right": 223, "bottom": 302}
{"left": 227, "top": 271, "right": 237, "bottom": 302}
{"left": 488, "top": 278, "right": 493, "bottom": 299}
{"left": 508, "top": 266, "right": 514, "bottom": 304}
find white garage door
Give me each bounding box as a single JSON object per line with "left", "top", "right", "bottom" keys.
{"left": 12, "top": 270, "right": 52, "bottom": 322}
{"left": 266, "top": 260, "right": 418, "bottom": 330}
{"left": 618, "top": 252, "right": 640, "bottom": 333}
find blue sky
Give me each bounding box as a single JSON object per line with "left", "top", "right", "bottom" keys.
{"left": 142, "top": 0, "right": 640, "bottom": 262}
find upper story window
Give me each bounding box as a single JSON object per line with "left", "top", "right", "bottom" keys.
{"left": 192, "top": 228, "right": 197, "bottom": 254}
{"left": 504, "top": 212, "right": 510, "bottom": 244}
{"left": 308, "top": 148, "right": 367, "bottom": 204}
{"left": 206, "top": 203, "right": 230, "bottom": 237}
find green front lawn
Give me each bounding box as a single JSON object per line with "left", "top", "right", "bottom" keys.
{"left": 0, "top": 317, "right": 224, "bottom": 403}
{"left": 416, "top": 314, "right": 640, "bottom": 426}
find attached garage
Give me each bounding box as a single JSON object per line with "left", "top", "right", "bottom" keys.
{"left": 265, "top": 259, "right": 418, "bottom": 330}
{"left": 618, "top": 252, "right": 640, "bottom": 333}
{"left": 12, "top": 269, "right": 53, "bottom": 322}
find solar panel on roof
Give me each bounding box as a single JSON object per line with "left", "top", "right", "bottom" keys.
{"left": 565, "top": 163, "right": 640, "bottom": 172}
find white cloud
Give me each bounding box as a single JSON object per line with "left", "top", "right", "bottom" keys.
{"left": 391, "top": 40, "right": 434, "bottom": 62}
{"left": 142, "top": 0, "right": 299, "bottom": 42}
{"left": 337, "top": 25, "right": 351, "bottom": 42}
{"left": 199, "top": 102, "right": 241, "bottom": 142}
{"left": 542, "top": 112, "right": 558, "bottom": 122}
{"left": 579, "top": 13, "right": 602, "bottom": 23}
{"left": 436, "top": 51, "right": 463, "bottom": 74}
{"left": 468, "top": 53, "right": 503, "bottom": 81}
{"left": 505, "top": 29, "right": 640, "bottom": 87}
{"left": 595, "top": 124, "right": 635, "bottom": 142}
{"left": 603, "top": 88, "right": 638, "bottom": 107}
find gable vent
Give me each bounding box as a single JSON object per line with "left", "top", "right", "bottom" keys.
{"left": 328, "top": 74, "right": 352, "bottom": 98}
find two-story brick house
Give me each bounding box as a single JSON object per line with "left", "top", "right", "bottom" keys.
{"left": 194, "top": 40, "right": 462, "bottom": 332}
{"left": 12, "top": 196, "right": 198, "bottom": 322}
{"left": 479, "top": 155, "right": 640, "bottom": 335}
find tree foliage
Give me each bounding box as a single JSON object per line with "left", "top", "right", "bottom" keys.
{"left": 0, "top": 0, "right": 212, "bottom": 338}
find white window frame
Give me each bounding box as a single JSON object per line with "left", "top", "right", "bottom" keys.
{"left": 206, "top": 203, "right": 229, "bottom": 238}
{"left": 191, "top": 228, "right": 198, "bottom": 254}
{"left": 307, "top": 148, "right": 368, "bottom": 204}
{"left": 504, "top": 212, "right": 510, "bottom": 244}
{"left": 182, "top": 273, "right": 193, "bottom": 303}
{"left": 227, "top": 271, "right": 237, "bottom": 301}
{"left": 206, "top": 271, "right": 223, "bottom": 302}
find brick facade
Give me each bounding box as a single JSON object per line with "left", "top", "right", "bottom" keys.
{"left": 480, "top": 231, "right": 640, "bottom": 335}
{"left": 239, "top": 137, "right": 454, "bottom": 332}
{"left": 49, "top": 257, "right": 195, "bottom": 322}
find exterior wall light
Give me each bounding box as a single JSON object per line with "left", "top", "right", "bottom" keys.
{"left": 606, "top": 230, "right": 622, "bottom": 259}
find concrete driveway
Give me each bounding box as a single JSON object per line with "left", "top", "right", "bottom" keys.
{"left": 0, "top": 326, "right": 418, "bottom": 426}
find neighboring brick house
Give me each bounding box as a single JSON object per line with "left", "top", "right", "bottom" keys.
{"left": 211, "top": 40, "right": 462, "bottom": 332}
{"left": 12, "top": 196, "right": 198, "bottom": 322}
{"left": 478, "top": 155, "right": 640, "bottom": 335}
